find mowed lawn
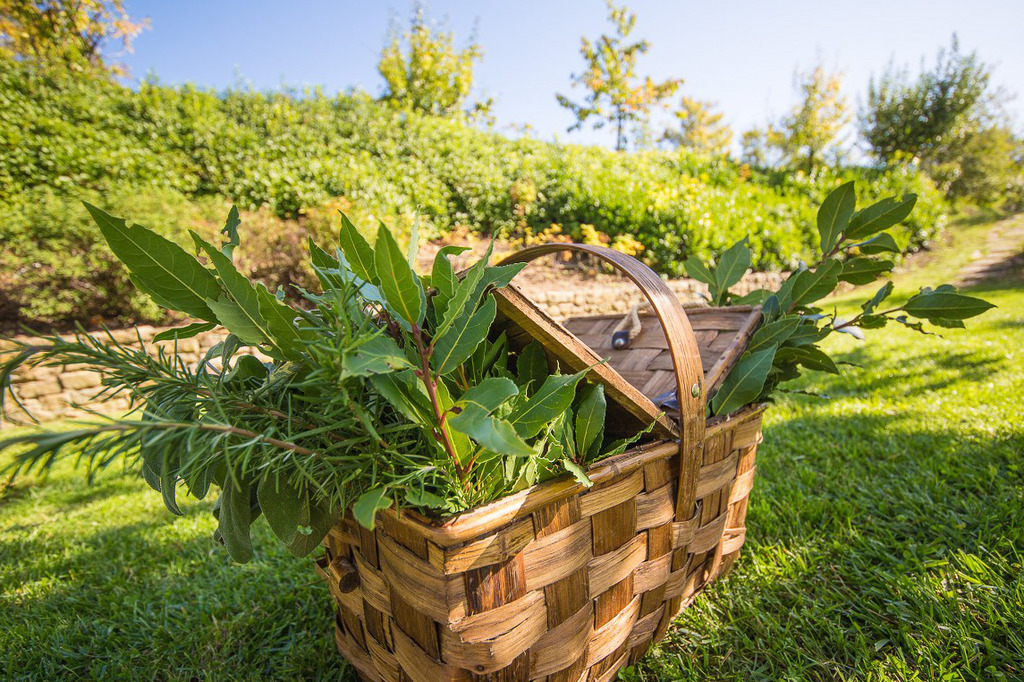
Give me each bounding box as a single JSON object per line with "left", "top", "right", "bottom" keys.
{"left": 2, "top": 219, "right": 1022, "bottom": 681}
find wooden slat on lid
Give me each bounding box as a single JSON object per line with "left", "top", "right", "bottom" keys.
{"left": 493, "top": 285, "right": 678, "bottom": 439}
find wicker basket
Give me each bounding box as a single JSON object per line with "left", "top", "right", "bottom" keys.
{"left": 315, "top": 244, "right": 766, "bottom": 681}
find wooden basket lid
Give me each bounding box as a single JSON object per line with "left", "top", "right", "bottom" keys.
{"left": 492, "top": 283, "right": 761, "bottom": 437}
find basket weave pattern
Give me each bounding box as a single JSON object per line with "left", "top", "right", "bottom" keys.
{"left": 317, "top": 407, "right": 763, "bottom": 681}
{"left": 316, "top": 244, "right": 767, "bottom": 680}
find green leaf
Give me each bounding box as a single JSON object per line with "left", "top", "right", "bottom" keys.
{"left": 775, "top": 346, "right": 840, "bottom": 374}
{"left": 436, "top": 259, "right": 486, "bottom": 338}
{"left": 846, "top": 194, "right": 917, "bottom": 240}
{"left": 338, "top": 213, "right": 377, "bottom": 284}
{"left": 224, "top": 354, "right": 268, "bottom": 384}
{"left": 457, "top": 376, "right": 519, "bottom": 412}
{"left": 746, "top": 316, "right": 800, "bottom": 354}
{"left": 257, "top": 475, "right": 304, "bottom": 546}
{"left": 407, "top": 217, "right": 420, "bottom": 264}
{"left": 714, "top": 239, "right": 752, "bottom": 297}
{"left": 862, "top": 281, "right": 894, "bottom": 315}
{"left": 370, "top": 371, "right": 433, "bottom": 425}
{"left": 373, "top": 223, "right": 425, "bottom": 327}
{"left": 353, "top": 488, "right": 393, "bottom": 530}
{"left": 405, "top": 488, "right": 447, "bottom": 509}
{"left": 711, "top": 345, "right": 777, "bottom": 416}
{"left": 449, "top": 378, "right": 533, "bottom": 456}
{"left": 732, "top": 289, "right": 772, "bottom": 306}
{"left": 308, "top": 238, "right": 345, "bottom": 290}
{"left": 255, "top": 283, "right": 307, "bottom": 360}
{"left": 206, "top": 295, "right": 265, "bottom": 345}
{"left": 431, "top": 296, "right": 497, "bottom": 375}
{"left": 683, "top": 255, "right": 716, "bottom": 288}
{"left": 903, "top": 291, "right": 995, "bottom": 321}
{"left": 218, "top": 475, "right": 255, "bottom": 563}
{"left": 153, "top": 322, "right": 216, "bottom": 343}
{"left": 561, "top": 458, "right": 594, "bottom": 488}
{"left": 192, "top": 231, "right": 273, "bottom": 344}
{"left": 516, "top": 341, "right": 549, "bottom": 395}
{"left": 574, "top": 383, "right": 606, "bottom": 461}
{"left": 85, "top": 202, "right": 221, "bottom": 319}
{"left": 284, "top": 494, "right": 335, "bottom": 558}
{"left": 221, "top": 205, "right": 241, "bottom": 260}
{"left": 839, "top": 258, "right": 895, "bottom": 285}
{"left": 816, "top": 180, "right": 857, "bottom": 253}
{"left": 849, "top": 232, "right": 900, "bottom": 255}
{"left": 431, "top": 245, "right": 471, "bottom": 305}
{"left": 786, "top": 322, "right": 830, "bottom": 346}
{"left": 344, "top": 335, "right": 413, "bottom": 377}
{"left": 777, "top": 260, "right": 841, "bottom": 311}
{"left": 450, "top": 407, "right": 534, "bottom": 457}
{"left": 508, "top": 369, "right": 588, "bottom": 439}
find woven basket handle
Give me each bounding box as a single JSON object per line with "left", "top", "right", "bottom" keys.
{"left": 497, "top": 243, "right": 707, "bottom": 518}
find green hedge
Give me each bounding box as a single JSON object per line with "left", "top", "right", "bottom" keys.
{"left": 0, "top": 57, "right": 948, "bottom": 327}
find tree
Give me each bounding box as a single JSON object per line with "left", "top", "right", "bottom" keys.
{"left": 774, "top": 62, "right": 849, "bottom": 172}
{"left": 860, "top": 36, "right": 1020, "bottom": 205}
{"left": 557, "top": 1, "right": 681, "bottom": 151}
{"left": 377, "top": 4, "right": 489, "bottom": 119}
{"left": 663, "top": 97, "right": 733, "bottom": 155}
{"left": 740, "top": 128, "right": 768, "bottom": 167}
{"left": 860, "top": 36, "right": 989, "bottom": 163}
{"left": 0, "top": 0, "right": 147, "bottom": 75}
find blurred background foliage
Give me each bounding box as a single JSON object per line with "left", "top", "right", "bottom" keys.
{"left": 0, "top": 1, "right": 1019, "bottom": 331}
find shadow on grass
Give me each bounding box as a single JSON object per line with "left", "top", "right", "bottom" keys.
{"left": 1, "top": 503, "right": 357, "bottom": 681}
{"left": 638, "top": 410, "right": 1024, "bottom": 680}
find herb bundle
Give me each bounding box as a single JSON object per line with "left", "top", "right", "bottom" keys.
{"left": 683, "top": 181, "right": 995, "bottom": 415}
{"left": 1, "top": 206, "right": 637, "bottom": 562}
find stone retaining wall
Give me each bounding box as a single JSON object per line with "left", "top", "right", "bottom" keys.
{"left": 1, "top": 271, "right": 783, "bottom": 426}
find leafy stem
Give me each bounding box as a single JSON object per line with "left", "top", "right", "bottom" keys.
{"left": 411, "top": 323, "right": 467, "bottom": 482}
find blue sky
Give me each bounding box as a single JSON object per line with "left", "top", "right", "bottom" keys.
{"left": 119, "top": 1, "right": 1024, "bottom": 151}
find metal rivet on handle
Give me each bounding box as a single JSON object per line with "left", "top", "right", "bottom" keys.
{"left": 691, "top": 382, "right": 701, "bottom": 398}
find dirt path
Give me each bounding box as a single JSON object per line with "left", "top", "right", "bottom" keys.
{"left": 955, "top": 214, "right": 1024, "bottom": 287}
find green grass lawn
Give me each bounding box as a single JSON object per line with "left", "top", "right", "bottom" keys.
{"left": 2, "top": 217, "right": 1022, "bottom": 681}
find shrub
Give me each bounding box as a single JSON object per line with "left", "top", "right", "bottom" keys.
{"left": 0, "top": 55, "right": 950, "bottom": 327}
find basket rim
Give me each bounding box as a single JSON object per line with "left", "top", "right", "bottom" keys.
{"left": 376, "top": 403, "right": 767, "bottom": 547}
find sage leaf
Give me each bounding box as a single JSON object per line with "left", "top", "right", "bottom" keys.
{"left": 218, "top": 474, "right": 255, "bottom": 563}
{"left": 344, "top": 335, "right": 413, "bottom": 377}
{"left": 85, "top": 202, "right": 221, "bottom": 320}
{"left": 353, "top": 488, "right": 392, "bottom": 530}
{"left": 285, "top": 493, "right": 336, "bottom": 558}
{"left": 817, "top": 180, "right": 856, "bottom": 253}
{"left": 846, "top": 194, "right": 917, "bottom": 240}
{"left": 711, "top": 344, "right": 777, "bottom": 416}
{"left": 373, "top": 223, "right": 425, "bottom": 327}
{"left": 574, "top": 383, "right": 606, "bottom": 461}
{"left": 257, "top": 475, "right": 304, "bottom": 546}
